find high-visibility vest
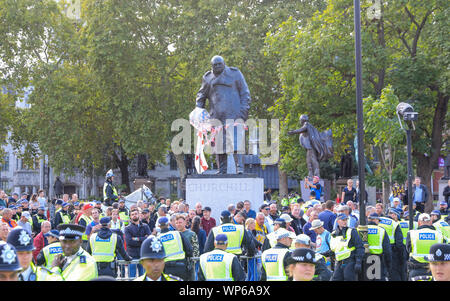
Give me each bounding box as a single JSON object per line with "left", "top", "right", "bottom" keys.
{"left": 313, "top": 253, "right": 327, "bottom": 280}
{"left": 378, "top": 217, "right": 399, "bottom": 244}
{"left": 158, "top": 231, "right": 185, "bottom": 262}
{"left": 133, "top": 273, "right": 180, "bottom": 281}
{"left": 409, "top": 228, "right": 444, "bottom": 263}
{"left": 199, "top": 249, "right": 236, "bottom": 281}
{"left": 118, "top": 209, "right": 130, "bottom": 226}
{"left": 281, "top": 198, "right": 289, "bottom": 207}
{"left": 26, "top": 262, "right": 63, "bottom": 281}
{"left": 212, "top": 224, "right": 245, "bottom": 255}
{"left": 79, "top": 215, "right": 93, "bottom": 241}
{"left": 58, "top": 211, "right": 71, "bottom": 224}
{"left": 433, "top": 220, "right": 450, "bottom": 239}
{"left": 89, "top": 233, "right": 118, "bottom": 262}
{"left": 42, "top": 242, "right": 63, "bottom": 269}
{"left": 398, "top": 221, "right": 409, "bottom": 245}
{"left": 103, "top": 182, "right": 118, "bottom": 201}
{"left": 261, "top": 247, "right": 290, "bottom": 281}
{"left": 440, "top": 214, "right": 448, "bottom": 222}
{"left": 51, "top": 249, "right": 98, "bottom": 281}
{"left": 330, "top": 228, "right": 355, "bottom": 261}
{"left": 367, "top": 225, "right": 385, "bottom": 255}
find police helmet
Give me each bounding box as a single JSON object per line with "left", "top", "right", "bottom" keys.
{"left": 6, "top": 227, "right": 35, "bottom": 252}
{"left": 106, "top": 169, "right": 114, "bottom": 179}
{"left": 0, "top": 242, "right": 22, "bottom": 272}
{"left": 140, "top": 236, "right": 166, "bottom": 260}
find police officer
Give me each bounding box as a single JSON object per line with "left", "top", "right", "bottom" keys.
{"left": 293, "top": 234, "right": 332, "bottom": 281}
{"left": 411, "top": 243, "right": 450, "bottom": 281}
{"left": 205, "top": 210, "right": 256, "bottom": 257}
{"left": 430, "top": 210, "right": 450, "bottom": 239}
{"left": 198, "top": 234, "right": 246, "bottom": 281}
{"left": 263, "top": 218, "right": 287, "bottom": 250}
{"left": 36, "top": 229, "right": 62, "bottom": 269}
{"left": 54, "top": 202, "right": 71, "bottom": 228}
{"left": 378, "top": 208, "right": 406, "bottom": 281}
{"left": 287, "top": 248, "right": 319, "bottom": 281}
{"left": 32, "top": 206, "right": 48, "bottom": 234}
{"left": 260, "top": 228, "right": 295, "bottom": 281}
{"left": 87, "top": 217, "right": 132, "bottom": 277}
{"left": 7, "top": 227, "right": 62, "bottom": 281}
{"left": 330, "top": 213, "right": 364, "bottom": 281}
{"left": 157, "top": 216, "right": 193, "bottom": 280}
{"left": 134, "top": 235, "right": 181, "bottom": 281}
{"left": 51, "top": 224, "right": 98, "bottom": 281}
{"left": 103, "top": 169, "right": 119, "bottom": 206}
{"left": 438, "top": 200, "right": 449, "bottom": 222}
{"left": 365, "top": 213, "right": 392, "bottom": 281}
{"left": 118, "top": 199, "right": 130, "bottom": 226}
{"left": 406, "top": 213, "right": 445, "bottom": 280}
{"left": 0, "top": 242, "right": 22, "bottom": 281}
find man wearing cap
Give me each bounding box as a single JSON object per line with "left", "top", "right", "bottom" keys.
{"left": 438, "top": 200, "right": 449, "bottom": 222}
{"left": 293, "top": 234, "right": 331, "bottom": 281}
{"left": 364, "top": 213, "right": 392, "bottom": 281}
{"left": 118, "top": 199, "right": 130, "bottom": 226}
{"left": 406, "top": 213, "right": 445, "bottom": 280}
{"left": 134, "top": 236, "right": 181, "bottom": 281}
{"left": 87, "top": 217, "right": 132, "bottom": 277}
{"left": 54, "top": 202, "right": 71, "bottom": 228}
{"left": 200, "top": 206, "right": 216, "bottom": 237}
{"left": 204, "top": 210, "right": 255, "bottom": 258}
{"left": 103, "top": 169, "right": 119, "bottom": 206}
{"left": 412, "top": 243, "right": 450, "bottom": 281}
{"left": 330, "top": 213, "right": 364, "bottom": 281}
{"left": 36, "top": 230, "right": 62, "bottom": 269}
{"left": 377, "top": 207, "right": 405, "bottom": 281}
{"left": 260, "top": 228, "right": 295, "bottom": 281}
{"left": 18, "top": 211, "right": 32, "bottom": 234}
{"left": 0, "top": 242, "right": 23, "bottom": 281}
{"left": 51, "top": 224, "right": 98, "bottom": 280}
{"left": 288, "top": 248, "right": 319, "bottom": 281}
{"left": 430, "top": 210, "right": 450, "bottom": 240}
{"left": 157, "top": 216, "right": 193, "bottom": 280}
{"left": 7, "top": 227, "right": 62, "bottom": 281}
{"left": 199, "top": 233, "right": 246, "bottom": 281}
{"left": 31, "top": 206, "right": 47, "bottom": 235}
{"left": 311, "top": 219, "right": 332, "bottom": 260}
{"left": 263, "top": 218, "right": 288, "bottom": 251}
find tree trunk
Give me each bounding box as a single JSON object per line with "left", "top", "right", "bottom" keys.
{"left": 279, "top": 167, "right": 288, "bottom": 198}
{"left": 114, "top": 146, "right": 130, "bottom": 194}
{"left": 382, "top": 180, "right": 391, "bottom": 209}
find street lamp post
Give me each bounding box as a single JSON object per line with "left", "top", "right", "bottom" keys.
{"left": 396, "top": 102, "right": 418, "bottom": 230}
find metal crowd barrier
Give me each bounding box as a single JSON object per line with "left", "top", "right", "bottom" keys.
{"left": 115, "top": 254, "right": 262, "bottom": 281}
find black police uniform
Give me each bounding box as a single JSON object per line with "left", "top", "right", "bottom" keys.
{"left": 330, "top": 226, "right": 365, "bottom": 281}
{"left": 86, "top": 226, "right": 132, "bottom": 277}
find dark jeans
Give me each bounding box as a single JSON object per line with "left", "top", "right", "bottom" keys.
{"left": 331, "top": 260, "right": 356, "bottom": 281}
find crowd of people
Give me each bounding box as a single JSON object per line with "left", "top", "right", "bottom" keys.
{"left": 0, "top": 175, "right": 449, "bottom": 281}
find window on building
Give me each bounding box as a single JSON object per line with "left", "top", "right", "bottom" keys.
{"left": 1, "top": 155, "right": 9, "bottom": 172}
{"left": 0, "top": 181, "right": 8, "bottom": 190}
{"left": 170, "top": 178, "right": 178, "bottom": 196}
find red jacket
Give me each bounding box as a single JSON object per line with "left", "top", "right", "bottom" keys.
{"left": 33, "top": 232, "right": 47, "bottom": 262}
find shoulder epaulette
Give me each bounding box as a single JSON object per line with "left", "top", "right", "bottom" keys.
{"left": 167, "top": 274, "right": 183, "bottom": 281}
{"left": 411, "top": 275, "right": 433, "bottom": 281}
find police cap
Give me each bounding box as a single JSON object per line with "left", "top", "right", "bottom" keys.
{"left": 100, "top": 217, "right": 111, "bottom": 226}
{"left": 55, "top": 199, "right": 64, "bottom": 206}
{"left": 140, "top": 236, "right": 166, "bottom": 260}
{"left": 430, "top": 210, "right": 441, "bottom": 217}
{"left": 425, "top": 243, "right": 450, "bottom": 262}
{"left": 368, "top": 212, "right": 380, "bottom": 220}
{"left": 215, "top": 234, "right": 228, "bottom": 245}
{"left": 7, "top": 227, "right": 35, "bottom": 252}
{"left": 221, "top": 210, "right": 231, "bottom": 218}
{"left": 158, "top": 217, "right": 169, "bottom": 225}
{"left": 0, "top": 242, "right": 22, "bottom": 272}
{"left": 288, "top": 248, "right": 318, "bottom": 265}
{"left": 44, "top": 229, "right": 60, "bottom": 239}
{"left": 57, "top": 224, "right": 85, "bottom": 240}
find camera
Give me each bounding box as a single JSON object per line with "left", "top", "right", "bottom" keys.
{"left": 396, "top": 102, "right": 418, "bottom": 129}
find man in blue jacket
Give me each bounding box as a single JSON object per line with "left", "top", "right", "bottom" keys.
{"left": 124, "top": 209, "right": 151, "bottom": 278}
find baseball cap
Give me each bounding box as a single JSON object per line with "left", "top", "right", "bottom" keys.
{"left": 21, "top": 211, "right": 31, "bottom": 219}
{"left": 44, "top": 229, "right": 60, "bottom": 239}
{"left": 221, "top": 210, "right": 231, "bottom": 218}
{"left": 82, "top": 203, "right": 94, "bottom": 211}
{"left": 418, "top": 213, "right": 431, "bottom": 222}
{"left": 203, "top": 207, "right": 212, "bottom": 212}
{"left": 294, "top": 234, "right": 311, "bottom": 246}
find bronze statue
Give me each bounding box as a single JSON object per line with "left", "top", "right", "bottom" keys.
{"left": 195, "top": 55, "right": 251, "bottom": 174}
{"left": 288, "top": 115, "right": 333, "bottom": 179}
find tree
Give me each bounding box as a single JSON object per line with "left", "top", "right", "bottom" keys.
{"left": 266, "top": 0, "right": 449, "bottom": 211}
